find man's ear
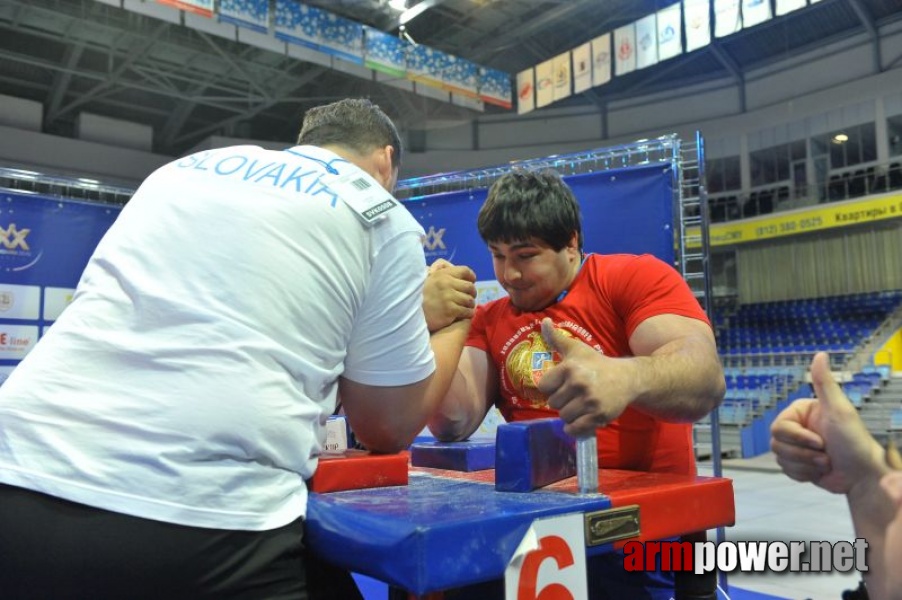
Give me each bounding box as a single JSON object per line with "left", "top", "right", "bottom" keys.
{"left": 567, "top": 232, "right": 580, "bottom": 256}
{"left": 375, "top": 145, "right": 395, "bottom": 190}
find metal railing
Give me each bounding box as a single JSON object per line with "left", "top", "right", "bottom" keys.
{"left": 0, "top": 167, "right": 135, "bottom": 206}
{"left": 395, "top": 135, "right": 681, "bottom": 200}
{"left": 705, "top": 159, "right": 902, "bottom": 223}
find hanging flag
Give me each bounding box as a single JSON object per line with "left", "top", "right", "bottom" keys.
{"left": 591, "top": 33, "right": 612, "bottom": 87}
{"left": 614, "top": 23, "right": 636, "bottom": 77}
{"left": 742, "top": 0, "right": 772, "bottom": 28}
{"left": 535, "top": 59, "right": 554, "bottom": 108}
{"left": 657, "top": 3, "right": 683, "bottom": 62}
{"left": 714, "top": 0, "right": 742, "bottom": 37}
{"left": 517, "top": 68, "right": 535, "bottom": 114}
{"left": 655, "top": 4, "right": 683, "bottom": 61}
{"left": 572, "top": 42, "right": 592, "bottom": 94}
{"left": 635, "top": 14, "right": 658, "bottom": 70}
{"left": 776, "top": 0, "right": 807, "bottom": 15}
{"left": 552, "top": 52, "right": 572, "bottom": 102}
{"left": 684, "top": 0, "right": 712, "bottom": 52}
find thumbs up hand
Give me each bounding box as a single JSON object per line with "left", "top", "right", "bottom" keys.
{"left": 537, "top": 318, "right": 634, "bottom": 437}
{"left": 770, "top": 352, "right": 885, "bottom": 495}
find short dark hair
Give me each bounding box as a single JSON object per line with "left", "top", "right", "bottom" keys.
{"left": 477, "top": 169, "right": 583, "bottom": 251}
{"left": 296, "top": 98, "right": 402, "bottom": 170}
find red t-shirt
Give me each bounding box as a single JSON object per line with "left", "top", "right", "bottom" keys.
{"left": 467, "top": 253, "right": 711, "bottom": 475}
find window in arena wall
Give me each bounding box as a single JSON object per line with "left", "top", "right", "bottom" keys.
{"left": 705, "top": 155, "right": 742, "bottom": 223}
{"left": 814, "top": 122, "right": 877, "bottom": 170}
{"left": 706, "top": 155, "right": 740, "bottom": 193}
{"left": 749, "top": 140, "right": 805, "bottom": 188}
{"left": 888, "top": 115, "right": 902, "bottom": 157}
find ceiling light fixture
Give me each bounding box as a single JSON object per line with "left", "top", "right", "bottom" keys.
{"left": 833, "top": 133, "right": 849, "bottom": 143}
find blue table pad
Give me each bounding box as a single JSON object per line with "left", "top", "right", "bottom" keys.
{"left": 305, "top": 470, "right": 612, "bottom": 594}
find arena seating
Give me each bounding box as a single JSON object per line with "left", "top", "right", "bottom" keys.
{"left": 696, "top": 290, "right": 902, "bottom": 459}
{"left": 717, "top": 291, "right": 901, "bottom": 358}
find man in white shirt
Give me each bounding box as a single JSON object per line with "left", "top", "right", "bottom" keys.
{"left": 0, "top": 98, "right": 472, "bottom": 599}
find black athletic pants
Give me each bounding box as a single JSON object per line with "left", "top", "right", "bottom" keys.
{"left": 0, "top": 483, "right": 362, "bottom": 600}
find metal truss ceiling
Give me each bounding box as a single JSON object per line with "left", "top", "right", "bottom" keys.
{"left": 0, "top": 0, "right": 900, "bottom": 157}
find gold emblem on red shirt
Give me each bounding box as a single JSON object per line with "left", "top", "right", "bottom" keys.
{"left": 505, "top": 329, "right": 571, "bottom": 407}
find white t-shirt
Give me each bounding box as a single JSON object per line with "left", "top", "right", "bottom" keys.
{"left": 0, "top": 145, "right": 435, "bottom": 531}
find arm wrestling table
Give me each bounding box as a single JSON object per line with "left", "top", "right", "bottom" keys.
{"left": 305, "top": 464, "right": 735, "bottom": 598}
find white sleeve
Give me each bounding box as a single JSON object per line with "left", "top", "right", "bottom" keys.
{"left": 343, "top": 230, "right": 435, "bottom": 387}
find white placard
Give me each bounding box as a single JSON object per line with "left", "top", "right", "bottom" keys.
{"left": 685, "top": 0, "right": 712, "bottom": 51}
{"left": 714, "top": 0, "right": 743, "bottom": 37}
{"left": 535, "top": 59, "right": 555, "bottom": 108}
{"left": 517, "top": 68, "right": 536, "bottom": 115}
{"left": 572, "top": 43, "right": 592, "bottom": 94}
{"left": 0, "top": 284, "right": 40, "bottom": 320}
{"left": 614, "top": 23, "right": 636, "bottom": 76}
{"left": 635, "top": 14, "right": 658, "bottom": 70}
{"left": 742, "top": 0, "right": 772, "bottom": 28}
{"left": 552, "top": 52, "right": 572, "bottom": 102}
{"left": 657, "top": 3, "right": 684, "bottom": 61}
{"left": 324, "top": 416, "right": 349, "bottom": 453}
{"left": 505, "top": 512, "right": 588, "bottom": 600}
{"left": 42, "top": 287, "right": 76, "bottom": 321}
{"left": 591, "top": 33, "right": 612, "bottom": 86}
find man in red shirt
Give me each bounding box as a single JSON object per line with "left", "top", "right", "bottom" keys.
{"left": 428, "top": 169, "right": 725, "bottom": 599}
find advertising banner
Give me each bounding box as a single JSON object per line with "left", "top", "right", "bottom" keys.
{"left": 156, "top": 0, "right": 213, "bottom": 18}
{"left": 402, "top": 164, "right": 675, "bottom": 288}
{"left": 219, "top": 0, "right": 269, "bottom": 33}
{"left": 535, "top": 59, "right": 555, "bottom": 108}
{"left": 714, "top": 0, "right": 743, "bottom": 38}
{"left": 591, "top": 33, "right": 612, "bottom": 86}
{"left": 614, "top": 23, "right": 636, "bottom": 77}
{"left": 635, "top": 14, "right": 658, "bottom": 70}
{"left": 687, "top": 193, "right": 902, "bottom": 247}
{"left": 552, "top": 51, "right": 572, "bottom": 102}
{"left": 479, "top": 67, "right": 513, "bottom": 109}
{"left": 517, "top": 68, "right": 536, "bottom": 114}
{"left": 572, "top": 43, "right": 592, "bottom": 94}
{"left": 0, "top": 193, "right": 121, "bottom": 367}
{"left": 742, "top": 0, "right": 772, "bottom": 28}
{"left": 685, "top": 0, "right": 712, "bottom": 51}
{"left": 657, "top": 4, "right": 684, "bottom": 61}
